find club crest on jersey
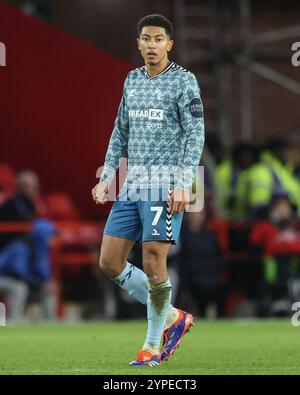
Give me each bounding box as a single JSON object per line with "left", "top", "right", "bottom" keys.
{"left": 154, "top": 89, "right": 163, "bottom": 100}
{"left": 128, "top": 109, "right": 164, "bottom": 121}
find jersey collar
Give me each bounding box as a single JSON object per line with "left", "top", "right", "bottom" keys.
{"left": 141, "top": 61, "right": 175, "bottom": 80}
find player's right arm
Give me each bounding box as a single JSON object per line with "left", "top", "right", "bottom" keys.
{"left": 92, "top": 180, "right": 109, "bottom": 205}
{"left": 92, "top": 76, "right": 129, "bottom": 205}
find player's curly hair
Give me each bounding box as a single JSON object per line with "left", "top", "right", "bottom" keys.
{"left": 137, "top": 14, "right": 174, "bottom": 39}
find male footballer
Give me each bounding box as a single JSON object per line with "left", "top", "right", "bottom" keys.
{"left": 92, "top": 14, "right": 205, "bottom": 366}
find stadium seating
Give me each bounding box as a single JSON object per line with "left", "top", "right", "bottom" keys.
{"left": 0, "top": 163, "right": 16, "bottom": 204}
{"left": 44, "top": 192, "right": 81, "bottom": 221}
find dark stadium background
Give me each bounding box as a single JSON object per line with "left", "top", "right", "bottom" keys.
{"left": 1, "top": 0, "right": 300, "bottom": 323}
{"left": 1, "top": 0, "right": 300, "bottom": 218}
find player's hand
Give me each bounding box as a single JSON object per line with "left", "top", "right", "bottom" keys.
{"left": 168, "top": 188, "right": 190, "bottom": 214}
{"left": 91, "top": 181, "right": 109, "bottom": 205}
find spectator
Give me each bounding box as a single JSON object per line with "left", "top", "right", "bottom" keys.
{"left": 250, "top": 197, "right": 300, "bottom": 315}
{"left": 0, "top": 170, "right": 40, "bottom": 250}
{"left": 246, "top": 139, "right": 300, "bottom": 220}
{"left": 178, "top": 209, "right": 228, "bottom": 318}
{"left": 216, "top": 143, "right": 258, "bottom": 220}
{"left": 0, "top": 218, "right": 57, "bottom": 322}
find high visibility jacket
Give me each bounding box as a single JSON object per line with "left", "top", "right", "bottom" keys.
{"left": 247, "top": 151, "right": 300, "bottom": 216}
{"left": 216, "top": 159, "right": 249, "bottom": 220}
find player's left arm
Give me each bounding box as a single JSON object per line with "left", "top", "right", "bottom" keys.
{"left": 170, "top": 72, "right": 205, "bottom": 214}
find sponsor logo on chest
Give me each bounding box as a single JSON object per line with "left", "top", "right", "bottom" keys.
{"left": 129, "top": 109, "right": 164, "bottom": 121}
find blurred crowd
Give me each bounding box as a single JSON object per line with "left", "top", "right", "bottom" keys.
{"left": 182, "top": 135, "right": 300, "bottom": 318}
{"left": 0, "top": 168, "right": 101, "bottom": 323}
{"left": 203, "top": 135, "right": 300, "bottom": 221}
{"left": 0, "top": 170, "right": 58, "bottom": 322}
{"left": 1, "top": 135, "right": 300, "bottom": 322}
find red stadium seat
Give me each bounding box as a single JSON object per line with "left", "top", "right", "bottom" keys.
{"left": 50, "top": 221, "right": 103, "bottom": 318}
{"left": 44, "top": 192, "right": 81, "bottom": 221}
{"left": 0, "top": 163, "right": 16, "bottom": 204}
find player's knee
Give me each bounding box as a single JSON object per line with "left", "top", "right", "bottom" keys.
{"left": 99, "top": 254, "right": 123, "bottom": 279}
{"left": 143, "top": 248, "right": 159, "bottom": 267}
{"left": 99, "top": 255, "right": 113, "bottom": 276}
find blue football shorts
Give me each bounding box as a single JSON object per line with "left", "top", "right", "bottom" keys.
{"left": 103, "top": 187, "right": 184, "bottom": 244}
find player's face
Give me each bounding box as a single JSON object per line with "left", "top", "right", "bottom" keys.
{"left": 137, "top": 26, "right": 173, "bottom": 66}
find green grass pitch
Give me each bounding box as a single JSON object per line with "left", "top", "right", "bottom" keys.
{"left": 1, "top": 319, "right": 299, "bottom": 375}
